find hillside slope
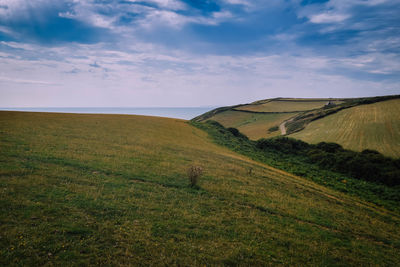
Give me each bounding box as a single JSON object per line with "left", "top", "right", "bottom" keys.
{"left": 290, "top": 98, "right": 400, "bottom": 158}
{"left": 193, "top": 98, "right": 347, "bottom": 140}
{"left": 204, "top": 109, "right": 296, "bottom": 140}
{"left": 1, "top": 111, "right": 400, "bottom": 265}
{"left": 194, "top": 96, "right": 400, "bottom": 158}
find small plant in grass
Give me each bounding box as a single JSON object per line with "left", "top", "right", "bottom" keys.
{"left": 247, "top": 167, "right": 253, "bottom": 176}
{"left": 187, "top": 165, "right": 203, "bottom": 187}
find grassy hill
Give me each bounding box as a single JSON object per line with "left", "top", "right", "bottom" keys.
{"left": 193, "top": 95, "right": 400, "bottom": 158}
{"left": 193, "top": 97, "right": 346, "bottom": 141}
{"left": 1, "top": 111, "right": 400, "bottom": 265}
{"left": 235, "top": 98, "right": 343, "bottom": 113}
{"left": 290, "top": 98, "right": 400, "bottom": 158}
{"left": 204, "top": 110, "right": 296, "bottom": 140}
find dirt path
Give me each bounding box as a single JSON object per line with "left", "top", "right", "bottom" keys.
{"left": 279, "top": 117, "right": 295, "bottom": 135}
{"left": 279, "top": 121, "right": 287, "bottom": 135}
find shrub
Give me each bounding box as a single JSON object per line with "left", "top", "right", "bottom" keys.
{"left": 187, "top": 165, "right": 203, "bottom": 187}
{"left": 362, "top": 149, "right": 380, "bottom": 155}
{"left": 268, "top": 126, "right": 279, "bottom": 132}
{"left": 207, "top": 120, "right": 224, "bottom": 128}
{"left": 256, "top": 137, "right": 309, "bottom": 154}
{"left": 227, "top": 127, "right": 240, "bottom": 136}
{"left": 316, "top": 142, "right": 343, "bottom": 153}
{"left": 285, "top": 120, "right": 307, "bottom": 134}
{"left": 227, "top": 127, "right": 249, "bottom": 140}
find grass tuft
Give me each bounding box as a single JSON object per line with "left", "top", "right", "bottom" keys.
{"left": 187, "top": 165, "right": 203, "bottom": 187}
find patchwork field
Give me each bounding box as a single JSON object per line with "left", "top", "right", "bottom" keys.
{"left": 290, "top": 99, "right": 400, "bottom": 158}
{"left": 198, "top": 98, "right": 343, "bottom": 140}
{"left": 1, "top": 111, "right": 400, "bottom": 265}
{"left": 206, "top": 110, "right": 296, "bottom": 139}
{"left": 236, "top": 100, "right": 335, "bottom": 112}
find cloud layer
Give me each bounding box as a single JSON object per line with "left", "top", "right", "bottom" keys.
{"left": 0, "top": 0, "right": 399, "bottom": 107}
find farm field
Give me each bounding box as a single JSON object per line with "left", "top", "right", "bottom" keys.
{"left": 195, "top": 98, "right": 354, "bottom": 140}
{"left": 206, "top": 110, "right": 296, "bottom": 139}
{"left": 197, "top": 98, "right": 347, "bottom": 140}
{"left": 290, "top": 99, "right": 400, "bottom": 158}
{"left": 236, "top": 99, "right": 338, "bottom": 112}
{"left": 1, "top": 111, "right": 400, "bottom": 265}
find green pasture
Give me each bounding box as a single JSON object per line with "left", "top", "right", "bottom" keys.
{"left": 1, "top": 111, "right": 400, "bottom": 265}
{"left": 236, "top": 100, "right": 339, "bottom": 113}
{"left": 206, "top": 110, "right": 296, "bottom": 140}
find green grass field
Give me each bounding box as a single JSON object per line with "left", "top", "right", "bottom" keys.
{"left": 206, "top": 110, "right": 296, "bottom": 140}
{"left": 290, "top": 99, "right": 400, "bottom": 158}
{"left": 1, "top": 111, "right": 400, "bottom": 265}
{"left": 236, "top": 100, "right": 332, "bottom": 112}
{"left": 199, "top": 99, "right": 347, "bottom": 140}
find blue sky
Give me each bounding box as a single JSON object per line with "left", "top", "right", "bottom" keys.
{"left": 0, "top": 0, "right": 399, "bottom": 107}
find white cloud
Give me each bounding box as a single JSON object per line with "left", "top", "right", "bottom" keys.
{"left": 328, "top": 0, "right": 391, "bottom": 9}
{"left": 212, "top": 10, "right": 233, "bottom": 19}
{"left": 147, "top": 0, "right": 187, "bottom": 10}
{"left": 0, "top": 76, "right": 57, "bottom": 85}
{"left": 337, "top": 53, "right": 400, "bottom": 75}
{"left": 57, "top": 0, "right": 233, "bottom": 32}
{"left": 137, "top": 8, "right": 233, "bottom": 29}
{"left": 1, "top": 0, "right": 399, "bottom": 107}
{"left": 1, "top": 40, "right": 398, "bottom": 108}
{"left": 271, "top": 33, "right": 299, "bottom": 41}
{"left": 309, "top": 13, "right": 349, "bottom": 24}
{"left": 0, "top": 25, "right": 13, "bottom": 35}
{"left": 302, "top": 0, "right": 395, "bottom": 25}
{"left": 0, "top": 0, "right": 52, "bottom": 18}
{"left": 141, "top": 9, "right": 188, "bottom": 28}
{"left": 223, "top": 0, "right": 251, "bottom": 6}
{"left": 123, "top": 0, "right": 187, "bottom": 10}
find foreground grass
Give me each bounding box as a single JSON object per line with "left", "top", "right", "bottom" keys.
{"left": 1, "top": 111, "right": 400, "bottom": 266}
{"left": 290, "top": 99, "right": 400, "bottom": 158}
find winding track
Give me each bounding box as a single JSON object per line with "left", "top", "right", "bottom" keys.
{"left": 279, "top": 117, "right": 295, "bottom": 135}
{"left": 279, "top": 121, "right": 287, "bottom": 135}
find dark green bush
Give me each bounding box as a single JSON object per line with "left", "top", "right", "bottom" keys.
{"left": 255, "top": 137, "right": 400, "bottom": 186}
{"left": 268, "top": 126, "right": 279, "bottom": 132}
{"left": 316, "top": 142, "right": 343, "bottom": 153}
{"left": 207, "top": 120, "right": 224, "bottom": 128}
{"left": 227, "top": 127, "right": 248, "bottom": 140}
{"left": 256, "top": 137, "right": 309, "bottom": 154}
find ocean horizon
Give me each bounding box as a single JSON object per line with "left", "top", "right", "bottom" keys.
{"left": 0, "top": 107, "right": 216, "bottom": 120}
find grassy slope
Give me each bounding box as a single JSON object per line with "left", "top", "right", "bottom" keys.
{"left": 236, "top": 100, "right": 331, "bottom": 112}
{"left": 206, "top": 110, "right": 296, "bottom": 140}
{"left": 200, "top": 99, "right": 345, "bottom": 140}
{"left": 290, "top": 99, "right": 400, "bottom": 158}
{"left": 193, "top": 121, "right": 400, "bottom": 212}
{"left": 1, "top": 111, "right": 400, "bottom": 266}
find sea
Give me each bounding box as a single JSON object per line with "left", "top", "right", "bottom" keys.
{"left": 0, "top": 107, "right": 216, "bottom": 120}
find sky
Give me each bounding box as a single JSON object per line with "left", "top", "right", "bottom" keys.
{"left": 0, "top": 0, "right": 399, "bottom": 107}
